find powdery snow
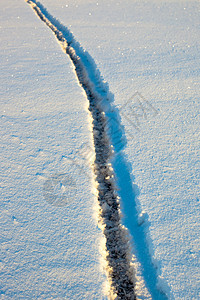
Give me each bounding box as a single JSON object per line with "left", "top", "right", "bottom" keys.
{"left": 1, "top": 0, "right": 200, "bottom": 299}
{"left": 0, "top": 0, "right": 106, "bottom": 299}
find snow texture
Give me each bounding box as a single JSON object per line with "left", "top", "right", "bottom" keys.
{"left": 1, "top": 0, "right": 200, "bottom": 299}
{"left": 0, "top": 0, "right": 106, "bottom": 299}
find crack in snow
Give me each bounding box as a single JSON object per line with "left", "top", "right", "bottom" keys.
{"left": 25, "top": 1, "right": 136, "bottom": 298}
{"left": 25, "top": 1, "right": 168, "bottom": 299}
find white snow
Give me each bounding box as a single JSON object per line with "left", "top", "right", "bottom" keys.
{"left": 1, "top": 0, "right": 199, "bottom": 299}
{"left": 0, "top": 0, "right": 106, "bottom": 299}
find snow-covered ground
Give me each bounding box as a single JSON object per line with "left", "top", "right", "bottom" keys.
{"left": 1, "top": 0, "right": 199, "bottom": 299}
{"left": 0, "top": 0, "right": 106, "bottom": 299}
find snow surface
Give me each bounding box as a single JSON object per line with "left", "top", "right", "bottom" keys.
{"left": 0, "top": 0, "right": 106, "bottom": 299}
{"left": 1, "top": 0, "right": 200, "bottom": 299}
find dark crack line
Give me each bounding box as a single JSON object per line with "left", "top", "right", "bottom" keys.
{"left": 26, "top": 0, "right": 137, "bottom": 299}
